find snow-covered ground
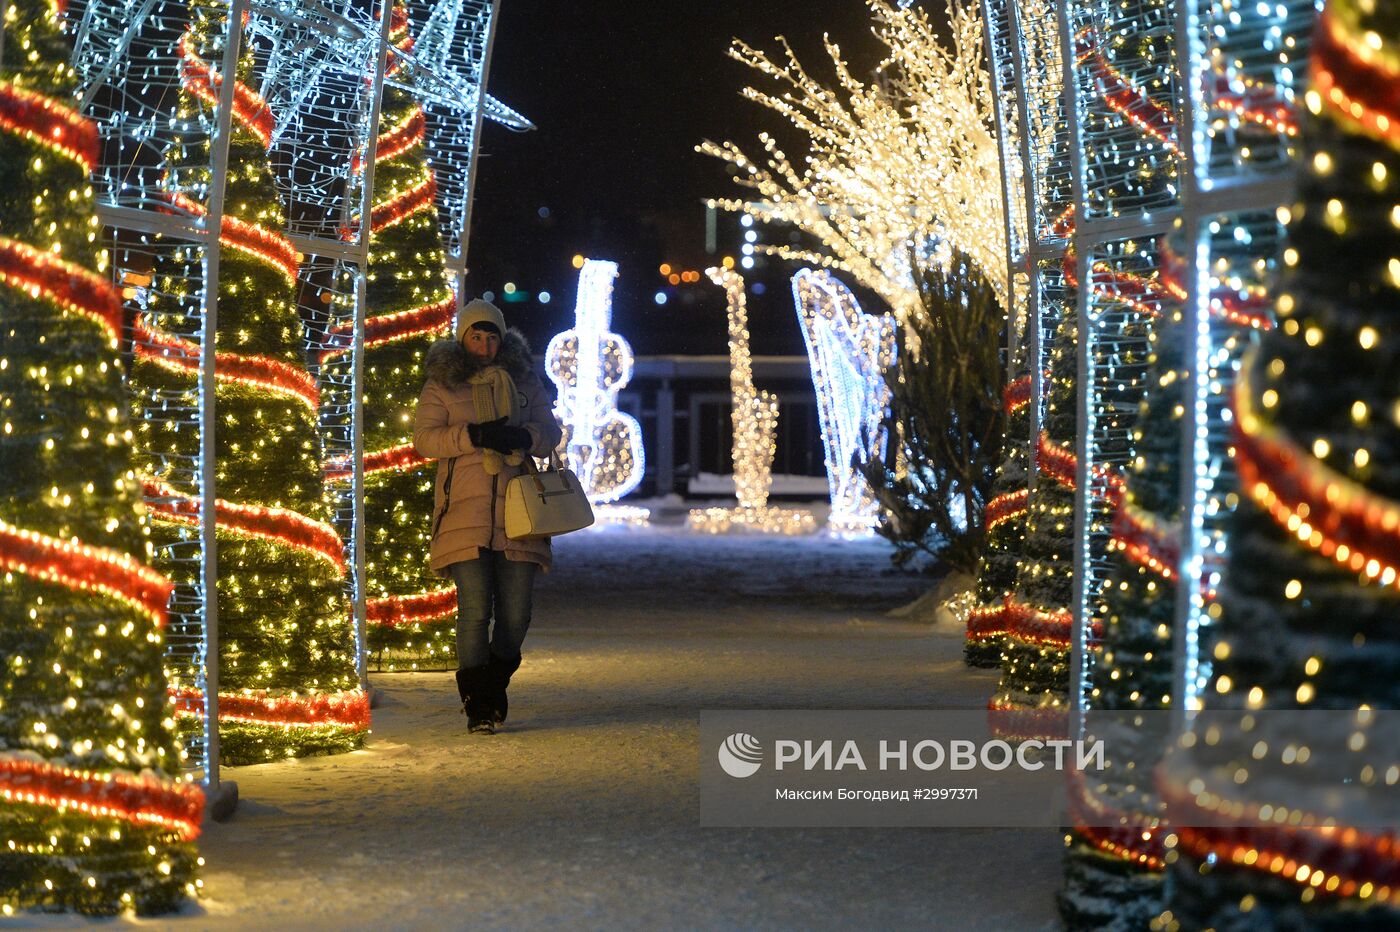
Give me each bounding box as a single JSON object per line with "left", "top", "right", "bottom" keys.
{"left": 74, "top": 521, "right": 1062, "bottom": 930}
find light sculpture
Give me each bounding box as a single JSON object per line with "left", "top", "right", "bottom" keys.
{"left": 699, "top": 0, "right": 1006, "bottom": 354}
{"left": 545, "top": 259, "right": 648, "bottom": 518}
{"left": 0, "top": 0, "right": 201, "bottom": 913}
{"left": 789, "top": 269, "right": 895, "bottom": 534}
{"left": 688, "top": 268, "right": 815, "bottom": 536}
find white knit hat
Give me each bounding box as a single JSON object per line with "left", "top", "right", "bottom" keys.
{"left": 455, "top": 298, "right": 506, "bottom": 344}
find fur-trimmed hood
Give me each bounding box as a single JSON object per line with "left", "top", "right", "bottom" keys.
{"left": 424, "top": 328, "right": 535, "bottom": 388}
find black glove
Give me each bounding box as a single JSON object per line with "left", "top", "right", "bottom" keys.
{"left": 468, "top": 416, "right": 532, "bottom": 453}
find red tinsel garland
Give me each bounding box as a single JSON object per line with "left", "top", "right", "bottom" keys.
{"left": 326, "top": 442, "right": 430, "bottom": 482}
{"left": 178, "top": 35, "right": 274, "bottom": 148}
{"left": 0, "top": 80, "right": 100, "bottom": 171}
{"left": 166, "top": 192, "right": 298, "bottom": 284}
{"left": 0, "top": 518, "right": 172, "bottom": 627}
{"left": 0, "top": 236, "right": 124, "bottom": 342}
{"left": 1110, "top": 498, "right": 1179, "bottom": 580}
{"left": 1049, "top": 204, "right": 1075, "bottom": 239}
{"left": 1212, "top": 73, "right": 1299, "bottom": 137}
{"left": 173, "top": 686, "right": 370, "bottom": 731}
{"left": 1068, "top": 770, "right": 1167, "bottom": 869}
{"left": 1037, "top": 432, "right": 1127, "bottom": 503}
{"left": 0, "top": 753, "right": 204, "bottom": 841}
{"left": 368, "top": 174, "right": 437, "bottom": 234}
{"left": 143, "top": 478, "right": 347, "bottom": 575}
{"left": 1038, "top": 432, "right": 1080, "bottom": 490}
{"left": 1062, "top": 253, "right": 1168, "bottom": 319}
{"left": 1160, "top": 774, "right": 1400, "bottom": 903}
{"left": 1312, "top": 7, "right": 1400, "bottom": 150}
{"left": 1233, "top": 370, "right": 1400, "bottom": 587}
{"left": 1003, "top": 596, "right": 1091, "bottom": 649}
{"left": 1076, "top": 28, "right": 1180, "bottom": 154}
{"left": 1003, "top": 374, "right": 1034, "bottom": 414}
{"left": 351, "top": 105, "right": 425, "bottom": 174}
{"left": 319, "top": 293, "right": 454, "bottom": 363}
{"left": 366, "top": 587, "right": 457, "bottom": 627}
{"left": 134, "top": 315, "right": 320, "bottom": 411}
{"left": 966, "top": 599, "right": 1011, "bottom": 640}
{"left": 986, "top": 488, "right": 1029, "bottom": 532}
{"left": 1159, "top": 242, "right": 1274, "bottom": 330}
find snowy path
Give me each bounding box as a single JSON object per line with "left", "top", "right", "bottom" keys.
{"left": 185, "top": 525, "right": 1060, "bottom": 930}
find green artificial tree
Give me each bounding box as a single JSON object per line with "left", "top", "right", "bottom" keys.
{"left": 0, "top": 0, "right": 201, "bottom": 913}
{"left": 1162, "top": 0, "right": 1400, "bottom": 925}
{"left": 354, "top": 21, "right": 458, "bottom": 671}
{"left": 1058, "top": 291, "right": 1187, "bottom": 929}
{"left": 996, "top": 0, "right": 1173, "bottom": 738}
{"left": 132, "top": 0, "right": 364, "bottom": 764}
{"left": 965, "top": 358, "right": 1032, "bottom": 667}
{"left": 992, "top": 281, "right": 1078, "bottom": 727}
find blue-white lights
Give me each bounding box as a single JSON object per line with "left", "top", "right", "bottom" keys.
{"left": 544, "top": 260, "right": 645, "bottom": 504}
{"left": 790, "top": 269, "right": 895, "bottom": 534}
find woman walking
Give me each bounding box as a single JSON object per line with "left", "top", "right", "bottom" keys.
{"left": 414, "top": 299, "right": 563, "bottom": 733}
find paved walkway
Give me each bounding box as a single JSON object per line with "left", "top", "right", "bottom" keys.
{"left": 186, "top": 526, "right": 1061, "bottom": 930}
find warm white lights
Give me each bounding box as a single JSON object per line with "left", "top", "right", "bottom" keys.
{"left": 699, "top": 0, "right": 1007, "bottom": 353}
{"left": 688, "top": 268, "right": 815, "bottom": 535}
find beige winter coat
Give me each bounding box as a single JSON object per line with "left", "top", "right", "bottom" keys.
{"left": 414, "top": 331, "right": 564, "bottom": 574}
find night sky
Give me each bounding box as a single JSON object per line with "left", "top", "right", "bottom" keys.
{"left": 464, "top": 1, "right": 898, "bottom": 358}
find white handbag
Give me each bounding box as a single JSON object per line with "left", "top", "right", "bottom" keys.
{"left": 504, "top": 452, "right": 595, "bottom": 539}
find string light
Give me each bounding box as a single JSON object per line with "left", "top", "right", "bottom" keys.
{"left": 0, "top": 755, "right": 205, "bottom": 842}
{"left": 0, "top": 519, "right": 173, "bottom": 627}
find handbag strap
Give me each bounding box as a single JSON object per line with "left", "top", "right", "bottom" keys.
{"left": 524, "top": 449, "right": 569, "bottom": 494}
{"left": 523, "top": 451, "right": 547, "bottom": 494}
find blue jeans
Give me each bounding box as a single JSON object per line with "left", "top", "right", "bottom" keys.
{"left": 448, "top": 551, "right": 537, "bottom": 669}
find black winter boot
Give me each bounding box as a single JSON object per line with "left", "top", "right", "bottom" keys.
{"left": 454, "top": 665, "right": 495, "bottom": 734}
{"left": 486, "top": 652, "right": 522, "bottom": 725}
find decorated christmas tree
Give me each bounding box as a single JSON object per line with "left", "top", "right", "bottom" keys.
{"left": 1060, "top": 0, "right": 1307, "bottom": 919}
{"left": 1161, "top": 0, "right": 1400, "bottom": 925}
{"left": 993, "top": 0, "right": 1173, "bottom": 729}
{"left": 991, "top": 276, "right": 1079, "bottom": 732}
{"left": 340, "top": 9, "right": 458, "bottom": 671}
{"left": 965, "top": 362, "right": 1032, "bottom": 667}
{"left": 1058, "top": 283, "right": 1186, "bottom": 929}
{"left": 132, "top": 0, "right": 365, "bottom": 763}
{"left": 0, "top": 0, "right": 202, "bottom": 913}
